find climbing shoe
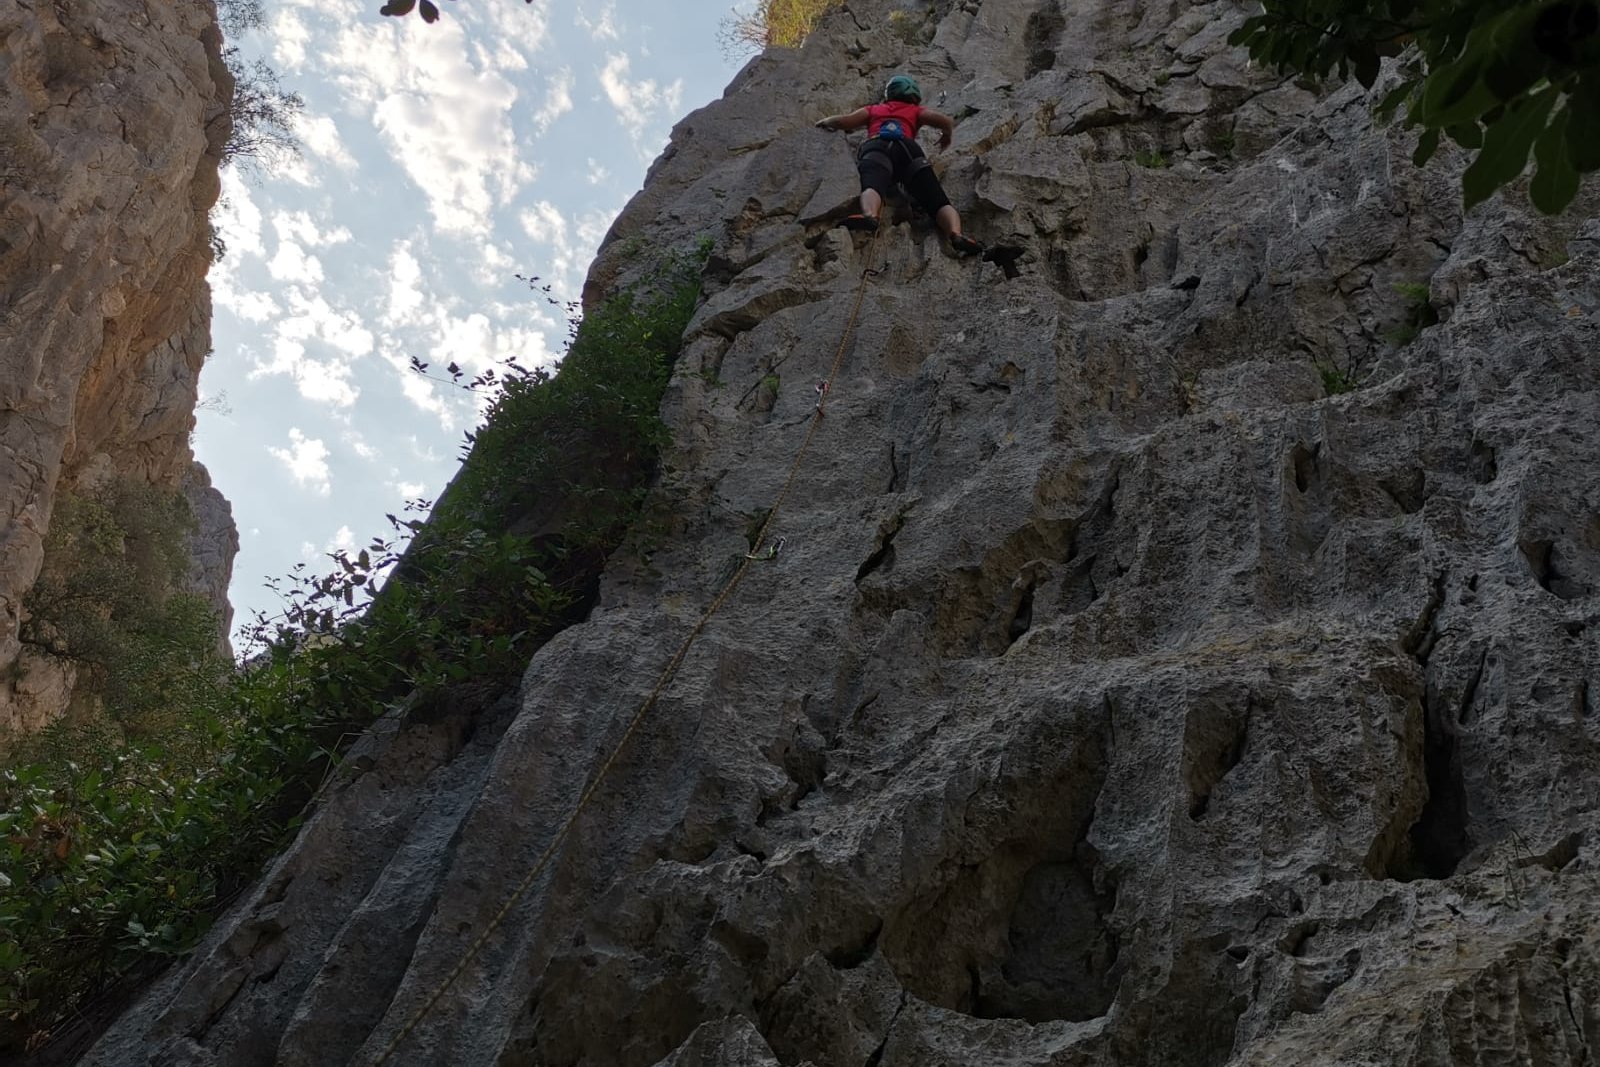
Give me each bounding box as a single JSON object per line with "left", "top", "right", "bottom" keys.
{"left": 950, "top": 233, "right": 983, "bottom": 256}
{"left": 843, "top": 214, "right": 880, "bottom": 232}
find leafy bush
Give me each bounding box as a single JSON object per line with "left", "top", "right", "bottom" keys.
{"left": 1229, "top": 0, "right": 1600, "bottom": 214}
{"left": 0, "top": 716, "right": 316, "bottom": 1054}
{"left": 718, "top": 0, "right": 843, "bottom": 56}
{"left": 20, "top": 482, "right": 226, "bottom": 737}
{"left": 1318, "top": 359, "right": 1365, "bottom": 394}
{"left": 0, "top": 244, "right": 708, "bottom": 1056}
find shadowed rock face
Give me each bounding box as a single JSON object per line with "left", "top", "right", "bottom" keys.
{"left": 82, "top": 0, "right": 1600, "bottom": 1064}
{"left": 0, "top": 0, "right": 237, "bottom": 736}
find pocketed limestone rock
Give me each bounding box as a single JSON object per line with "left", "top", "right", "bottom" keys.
{"left": 83, "top": 1, "right": 1600, "bottom": 1065}
{"left": 0, "top": 0, "right": 236, "bottom": 739}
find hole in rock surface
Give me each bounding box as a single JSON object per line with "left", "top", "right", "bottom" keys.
{"left": 1519, "top": 538, "right": 1589, "bottom": 600}
{"left": 856, "top": 515, "right": 904, "bottom": 584}
{"left": 1006, "top": 582, "right": 1035, "bottom": 646}
{"left": 979, "top": 850, "right": 1119, "bottom": 1022}
{"left": 1023, "top": 0, "right": 1065, "bottom": 75}
{"left": 880, "top": 733, "right": 1116, "bottom": 1025}
{"left": 1290, "top": 442, "right": 1320, "bottom": 493}
{"left": 1398, "top": 691, "right": 1474, "bottom": 880}
{"left": 983, "top": 244, "right": 1027, "bottom": 279}
{"left": 1182, "top": 693, "right": 1251, "bottom": 822}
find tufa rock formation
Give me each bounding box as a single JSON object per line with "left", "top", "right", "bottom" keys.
{"left": 86, "top": 0, "right": 1598, "bottom": 1064}
{"left": 0, "top": 0, "right": 238, "bottom": 737}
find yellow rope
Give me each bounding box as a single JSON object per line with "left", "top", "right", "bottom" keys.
{"left": 370, "top": 226, "right": 882, "bottom": 1066}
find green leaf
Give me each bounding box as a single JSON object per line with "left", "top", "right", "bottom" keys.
{"left": 1227, "top": 17, "right": 1264, "bottom": 48}
{"left": 1377, "top": 79, "right": 1416, "bottom": 118}
{"left": 1461, "top": 85, "right": 1559, "bottom": 210}
{"left": 1418, "top": 57, "right": 1488, "bottom": 124}
{"left": 419, "top": 0, "right": 440, "bottom": 22}
{"left": 1482, "top": 52, "right": 1547, "bottom": 103}
{"left": 1445, "top": 122, "right": 1483, "bottom": 149}
{"left": 1567, "top": 75, "right": 1600, "bottom": 172}
{"left": 1480, "top": 5, "right": 1552, "bottom": 101}
{"left": 1531, "top": 108, "right": 1581, "bottom": 214}
{"left": 1414, "top": 127, "right": 1442, "bottom": 166}
{"left": 379, "top": 0, "right": 417, "bottom": 14}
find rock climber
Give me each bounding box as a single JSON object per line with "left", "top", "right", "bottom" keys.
{"left": 814, "top": 74, "right": 984, "bottom": 256}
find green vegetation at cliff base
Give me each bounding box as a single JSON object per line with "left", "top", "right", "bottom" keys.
{"left": 0, "top": 242, "right": 707, "bottom": 1057}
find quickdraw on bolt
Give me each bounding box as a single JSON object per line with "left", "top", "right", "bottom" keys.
{"left": 814, "top": 380, "right": 830, "bottom": 413}
{"left": 745, "top": 536, "right": 787, "bottom": 562}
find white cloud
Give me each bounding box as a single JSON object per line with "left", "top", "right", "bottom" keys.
{"left": 272, "top": 8, "right": 311, "bottom": 70}
{"left": 253, "top": 336, "right": 361, "bottom": 408}
{"left": 429, "top": 311, "right": 550, "bottom": 376}
{"left": 269, "top": 428, "right": 333, "bottom": 495}
{"left": 466, "top": 0, "right": 552, "bottom": 47}
{"left": 577, "top": 0, "right": 620, "bottom": 40}
{"left": 293, "top": 112, "right": 358, "bottom": 171}
{"left": 387, "top": 240, "right": 425, "bottom": 326}
{"left": 520, "top": 199, "right": 567, "bottom": 245}
{"left": 586, "top": 158, "right": 610, "bottom": 184}
{"left": 472, "top": 241, "right": 519, "bottom": 287}
{"left": 210, "top": 245, "right": 280, "bottom": 323}
{"left": 473, "top": 37, "right": 532, "bottom": 75}
{"left": 270, "top": 148, "right": 328, "bottom": 189}
{"left": 298, "top": 358, "right": 359, "bottom": 407}
{"left": 281, "top": 289, "right": 375, "bottom": 358}
{"left": 520, "top": 199, "right": 623, "bottom": 294}
{"left": 214, "top": 169, "right": 265, "bottom": 258}
{"left": 250, "top": 287, "right": 373, "bottom": 408}
{"left": 343, "top": 430, "right": 380, "bottom": 461}
{"left": 598, "top": 51, "right": 685, "bottom": 156}
{"left": 327, "top": 525, "right": 356, "bottom": 553}
{"left": 214, "top": 278, "right": 281, "bottom": 323}
{"left": 598, "top": 53, "right": 645, "bottom": 131}
{"left": 272, "top": 210, "right": 353, "bottom": 248}
{"left": 533, "top": 68, "right": 574, "bottom": 132}
{"left": 267, "top": 240, "right": 325, "bottom": 284}
{"left": 394, "top": 479, "right": 429, "bottom": 499}
{"left": 380, "top": 350, "right": 455, "bottom": 429}
{"left": 329, "top": 16, "right": 542, "bottom": 233}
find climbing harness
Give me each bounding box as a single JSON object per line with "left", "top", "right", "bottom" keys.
{"left": 369, "top": 226, "right": 884, "bottom": 1067}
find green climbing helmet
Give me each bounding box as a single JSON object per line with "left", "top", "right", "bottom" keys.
{"left": 884, "top": 74, "right": 922, "bottom": 104}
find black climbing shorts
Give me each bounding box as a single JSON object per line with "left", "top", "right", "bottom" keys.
{"left": 857, "top": 137, "right": 951, "bottom": 216}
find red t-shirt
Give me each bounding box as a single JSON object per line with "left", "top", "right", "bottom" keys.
{"left": 866, "top": 101, "right": 922, "bottom": 140}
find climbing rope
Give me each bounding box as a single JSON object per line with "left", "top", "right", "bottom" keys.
{"left": 369, "top": 226, "right": 883, "bottom": 1066}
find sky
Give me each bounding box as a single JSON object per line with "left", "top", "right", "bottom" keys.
{"left": 201, "top": 0, "right": 748, "bottom": 643}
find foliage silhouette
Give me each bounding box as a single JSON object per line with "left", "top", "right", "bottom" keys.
{"left": 0, "top": 245, "right": 708, "bottom": 1057}
{"left": 1231, "top": 0, "right": 1600, "bottom": 213}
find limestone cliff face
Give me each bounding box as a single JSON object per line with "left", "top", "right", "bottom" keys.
{"left": 0, "top": 0, "right": 237, "bottom": 736}
{"left": 84, "top": 1, "right": 1600, "bottom": 1064}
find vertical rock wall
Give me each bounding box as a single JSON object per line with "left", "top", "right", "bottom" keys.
{"left": 0, "top": 0, "right": 237, "bottom": 736}
{"left": 84, "top": 1, "right": 1599, "bottom": 1064}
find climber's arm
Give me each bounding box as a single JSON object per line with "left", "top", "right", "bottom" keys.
{"left": 920, "top": 109, "right": 955, "bottom": 150}
{"left": 816, "top": 108, "right": 871, "bottom": 132}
